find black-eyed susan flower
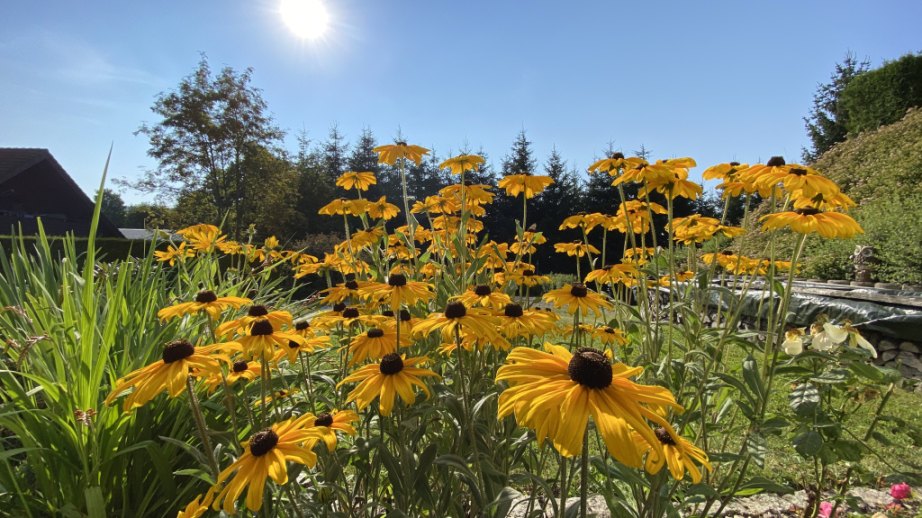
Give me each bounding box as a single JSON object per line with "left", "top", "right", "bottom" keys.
{"left": 157, "top": 290, "right": 252, "bottom": 321}
{"left": 307, "top": 409, "right": 359, "bottom": 451}
{"left": 177, "top": 487, "right": 216, "bottom": 518}
{"left": 318, "top": 198, "right": 370, "bottom": 217}
{"left": 155, "top": 241, "right": 195, "bottom": 266}
{"left": 275, "top": 335, "right": 331, "bottom": 364}
{"left": 439, "top": 154, "right": 485, "bottom": 175}
{"left": 496, "top": 303, "right": 557, "bottom": 338}
{"left": 592, "top": 325, "right": 629, "bottom": 346}
{"left": 750, "top": 163, "right": 840, "bottom": 199}
{"left": 338, "top": 353, "right": 440, "bottom": 416}
{"left": 413, "top": 301, "right": 501, "bottom": 341}
{"left": 554, "top": 241, "right": 599, "bottom": 258}
{"left": 496, "top": 344, "right": 682, "bottom": 466}
{"left": 497, "top": 173, "right": 555, "bottom": 199}
{"left": 585, "top": 263, "right": 640, "bottom": 286}
{"left": 105, "top": 340, "right": 235, "bottom": 411}
{"left": 587, "top": 152, "right": 645, "bottom": 176}
{"left": 373, "top": 141, "right": 430, "bottom": 165}
{"left": 367, "top": 196, "right": 400, "bottom": 220}
{"left": 543, "top": 283, "right": 612, "bottom": 317}
{"left": 633, "top": 426, "right": 711, "bottom": 483}
{"left": 457, "top": 284, "right": 513, "bottom": 310}
{"left": 348, "top": 325, "right": 409, "bottom": 364}
{"left": 360, "top": 273, "right": 434, "bottom": 310}
{"left": 177, "top": 224, "right": 228, "bottom": 253}
{"left": 759, "top": 208, "right": 863, "bottom": 239}
{"left": 216, "top": 306, "right": 293, "bottom": 338}
{"left": 236, "top": 318, "right": 305, "bottom": 361}
{"left": 612, "top": 161, "right": 674, "bottom": 187}
{"left": 205, "top": 360, "right": 263, "bottom": 391}
{"left": 336, "top": 171, "right": 377, "bottom": 191}
{"left": 702, "top": 161, "right": 748, "bottom": 182}
{"left": 213, "top": 416, "right": 324, "bottom": 513}
{"left": 558, "top": 212, "right": 608, "bottom": 233}
{"left": 320, "top": 278, "right": 367, "bottom": 305}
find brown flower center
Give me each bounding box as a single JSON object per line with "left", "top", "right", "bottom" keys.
{"left": 379, "top": 353, "right": 404, "bottom": 375}
{"left": 162, "top": 340, "right": 195, "bottom": 363}
{"left": 523, "top": 269, "right": 535, "bottom": 277}
{"left": 288, "top": 340, "right": 300, "bottom": 349}
{"left": 794, "top": 208, "right": 822, "bottom": 216}
{"left": 315, "top": 413, "right": 333, "bottom": 427}
{"left": 766, "top": 156, "right": 786, "bottom": 167}
{"left": 611, "top": 152, "right": 625, "bottom": 160}
{"left": 250, "top": 319, "right": 274, "bottom": 336}
{"left": 295, "top": 321, "right": 310, "bottom": 331}
{"left": 342, "top": 307, "right": 360, "bottom": 319}
{"left": 504, "top": 303, "right": 524, "bottom": 318}
{"left": 790, "top": 168, "right": 808, "bottom": 176}
{"left": 367, "top": 328, "right": 385, "bottom": 338}
{"left": 248, "top": 305, "right": 269, "bottom": 317}
{"left": 345, "top": 280, "right": 360, "bottom": 290}
{"left": 195, "top": 290, "right": 218, "bottom": 303}
{"left": 399, "top": 309, "right": 412, "bottom": 322}
{"left": 249, "top": 429, "right": 279, "bottom": 457}
{"left": 568, "top": 348, "right": 613, "bottom": 389}
{"left": 382, "top": 310, "right": 395, "bottom": 317}
{"left": 602, "top": 326, "right": 616, "bottom": 334}
{"left": 474, "top": 285, "right": 492, "bottom": 296}
{"left": 232, "top": 360, "right": 249, "bottom": 372}
{"left": 444, "top": 302, "right": 467, "bottom": 319}
{"left": 332, "top": 302, "right": 347, "bottom": 313}
{"left": 570, "top": 284, "right": 589, "bottom": 297}
{"left": 729, "top": 161, "right": 740, "bottom": 166}
{"left": 654, "top": 427, "right": 676, "bottom": 445}
{"left": 388, "top": 274, "right": 407, "bottom": 287}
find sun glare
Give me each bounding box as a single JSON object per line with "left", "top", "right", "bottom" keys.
{"left": 280, "top": 0, "right": 329, "bottom": 40}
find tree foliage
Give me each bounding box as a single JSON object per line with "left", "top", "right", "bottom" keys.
{"left": 802, "top": 53, "right": 870, "bottom": 162}
{"left": 840, "top": 52, "right": 922, "bottom": 136}
{"left": 134, "top": 56, "right": 284, "bottom": 237}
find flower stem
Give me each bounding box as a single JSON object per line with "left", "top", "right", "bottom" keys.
{"left": 186, "top": 376, "right": 219, "bottom": 477}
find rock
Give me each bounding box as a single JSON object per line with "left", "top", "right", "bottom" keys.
{"left": 898, "top": 351, "right": 922, "bottom": 371}
{"left": 878, "top": 340, "right": 898, "bottom": 351}
{"left": 902, "top": 284, "right": 922, "bottom": 292}
{"left": 899, "top": 341, "right": 920, "bottom": 353}
{"left": 851, "top": 281, "right": 875, "bottom": 287}
{"left": 874, "top": 282, "right": 902, "bottom": 290}
{"left": 899, "top": 365, "right": 921, "bottom": 379}
{"left": 847, "top": 488, "right": 891, "bottom": 510}
{"left": 881, "top": 350, "right": 900, "bottom": 362}
{"left": 828, "top": 279, "right": 852, "bottom": 285}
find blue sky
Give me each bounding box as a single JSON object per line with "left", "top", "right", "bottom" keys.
{"left": 1, "top": 1, "right": 920, "bottom": 204}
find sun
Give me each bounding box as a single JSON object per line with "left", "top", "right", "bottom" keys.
{"left": 280, "top": 0, "right": 330, "bottom": 40}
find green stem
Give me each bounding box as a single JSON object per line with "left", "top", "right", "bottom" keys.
{"left": 186, "top": 376, "right": 220, "bottom": 477}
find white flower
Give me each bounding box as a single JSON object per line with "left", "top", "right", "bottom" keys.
{"left": 782, "top": 328, "right": 805, "bottom": 355}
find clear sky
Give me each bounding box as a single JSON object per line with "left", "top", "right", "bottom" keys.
{"left": 1, "top": 1, "right": 920, "bottom": 204}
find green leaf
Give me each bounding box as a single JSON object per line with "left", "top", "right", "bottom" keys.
{"left": 742, "top": 355, "right": 765, "bottom": 403}
{"left": 733, "top": 477, "right": 794, "bottom": 496}
{"left": 793, "top": 430, "right": 824, "bottom": 457}
{"left": 789, "top": 383, "right": 820, "bottom": 417}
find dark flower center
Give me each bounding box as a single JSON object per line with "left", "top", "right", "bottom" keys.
{"left": 444, "top": 302, "right": 467, "bottom": 319}
{"left": 295, "top": 321, "right": 310, "bottom": 331}
{"left": 504, "top": 303, "right": 524, "bottom": 318}
{"left": 570, "top": 284, "right": 589, "bottom": 297}
{"left": 195, "top": 290, "right": 218, "bottom": 303}
{"left": 250, "top": 319, "right": 274, "bottom": 336}
{"left": 342, "top": 307, "right": 360, "bottom": 319}
{"left": 611, "top": 152, "right": 625, "bottom": 160}
{"left": 345, "top": 280, "right": 359, "bottom": 290}
{"left": 766, "top": 156, "right": 786, "bottom": 167}
{"left": 602, "top": 326, "right": 616, "bottom": 334}
{"left": 395, "top": 140, "right": 407, "bottom": 146}
{"left": 162, "top": 340, "right": 195, "bottom": 364}
{"left": 729, "top": 161, "right": 740, "bottom": 166}
{"left": 474, "top": 285, "right": 492, "bottom": 296}
{"left": 315, "top": 413, "right": 333, "bottom": 427}
{"left": 399, "top": 309, "right": 412, "bottom": 322}
{"left": 720, "top": 250, "right": 735, "bottom": 255}
{"left": 233, "top": 360, "right": 249, "bottom": 372}
{"left": 388, "top": 274, "right": 407, "bottom": 287}
{"left": 249, "top": 429, "right": 279, "bottom": 457}
{"left": 379, "top": 353, "right": 404, "bottom": 375}
{"left": 288, "top": 340, "right": 300, "bottom": 349}
{"left": 654, "top": 427, "right": 676, "bottom": 445}
{"left": 332, "top": 302, "right": 347, "bottom": 313}
{"left": 248, "top": 305, "right": 269, "bottom": 317}
{"left": 794, "top": 208, "right": 822, "bottom": 216}
{"left": 367, "top": 328, "right": 385, "bottom": 338}
{"left": 382, "top": 310, "right": 395, "bottom": 317}
{"left": 790, "top": 168, "right": 808, "bottom": 176}
{"left": 523, "top": 269, "right": 535, "bottom": 277}
{"left": 568, "top": 348, "right": 613, "bottom": 389}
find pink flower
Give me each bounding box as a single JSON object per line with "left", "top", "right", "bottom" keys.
{"left": 818, "top": 501, "right": 834, "bottom": 517}
{"left": 890, "top": 482, "right": 912, "bottom": 500}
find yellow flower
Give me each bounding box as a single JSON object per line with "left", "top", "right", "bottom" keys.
{"left": 359, "top": 273, "right": 434, "bottom": 310}
{"left": 413, "top": 301, "right": 501, "bottom": 341}
{"left": 336, "top": 171, "right": 377, "bottom": 191}
{"left": 155, "top": 241, "right": 195, "bottom": 266}
{"left": 632, "top": 426, "right": 711, "bottom": 483}
{"left": 157, "top": 290, "right": 252, "bottom": 321}
{"left": 320, "top": 279, "right": 367, "bottom": 305}
{"left": 177, "top": 487, "right": 216, "bottom": 518}
{"left": 591, "top": 325, "right": 629, "bottom": 346}
{"left": 412, "top": 195, "right": 459, "bottom": 215}
{"left": 216, "top": 306, "right": 293, "bottom": 338}
{"left": 559, "top": 212, "right": 608, "bottom": 233}
{"left": 275, "top": 334, "right": 331, "bottom": 365}
{"left": 497, "top": 174, "right": 554, "bottom": 199}
{"left": 554, "top": 241, "right": 599, "bottom": 258}
{"left": 373, "top": 142, "right": 430, "bottom": 165}
{"left": 206, "top": 360, "right": 262, "bottom": 391}
{"left": 759, "top": 208, "right": 863, "bottom": 239}
{"left": 305, "top": 409, "right": 359, "bottom": 451}
{"left": 496, "top": 344, "right": 682, "bottom": 465}
{"left": 456, "top": 284, "right": 513, "bottom": 310}
{"left": 338, "top": 353, "right": 441, "bottom": 415}
{"left": 439, "top": 154, "right": 485, "bottom": 175}
{"left": 213, "top": 416, "right": 324, "bottom": 513}
{"left": 367, "top": 196, "right": 400, "bottom": 220}
{"left": 105, "top": 340, "right": 234, "bottom": 411}
{"left": 702, "top": 161, "right": 748, "bottom": 182}
{"left": 543, "top": 284, "right": 612, "bottom": 317}
{"left": 587, "top": 152, "right": 645, "bottom": 176}
{"left": 749, "top": 163, "right": 841, "bottom": 199}
{"left": 496, "top": 303, "right": 558, "bottom": 338}
{"left": 177, "top": 224, "right": 228, "bottom": 252}
{"left": 236, "top": 318, "right": 306, "bottom": 361}
{"left": 318, "top": 198, "right": 370, "bottom": 216}
{"left": 347, "top": 325, "right": 410, "bottom": 364}
{"left": 611, "top": 161, "right": 674, "bottom": 187}
{"left": 584, "top": 263, "right": 640, "bottom": 286}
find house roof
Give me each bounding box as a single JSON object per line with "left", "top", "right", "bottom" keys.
{"left": 0, "top": 148, "right": 123, "bottom": 237}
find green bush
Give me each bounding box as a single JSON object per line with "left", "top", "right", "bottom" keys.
{"left": 841, "top": 53, "right": 922, "bottom": 135}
